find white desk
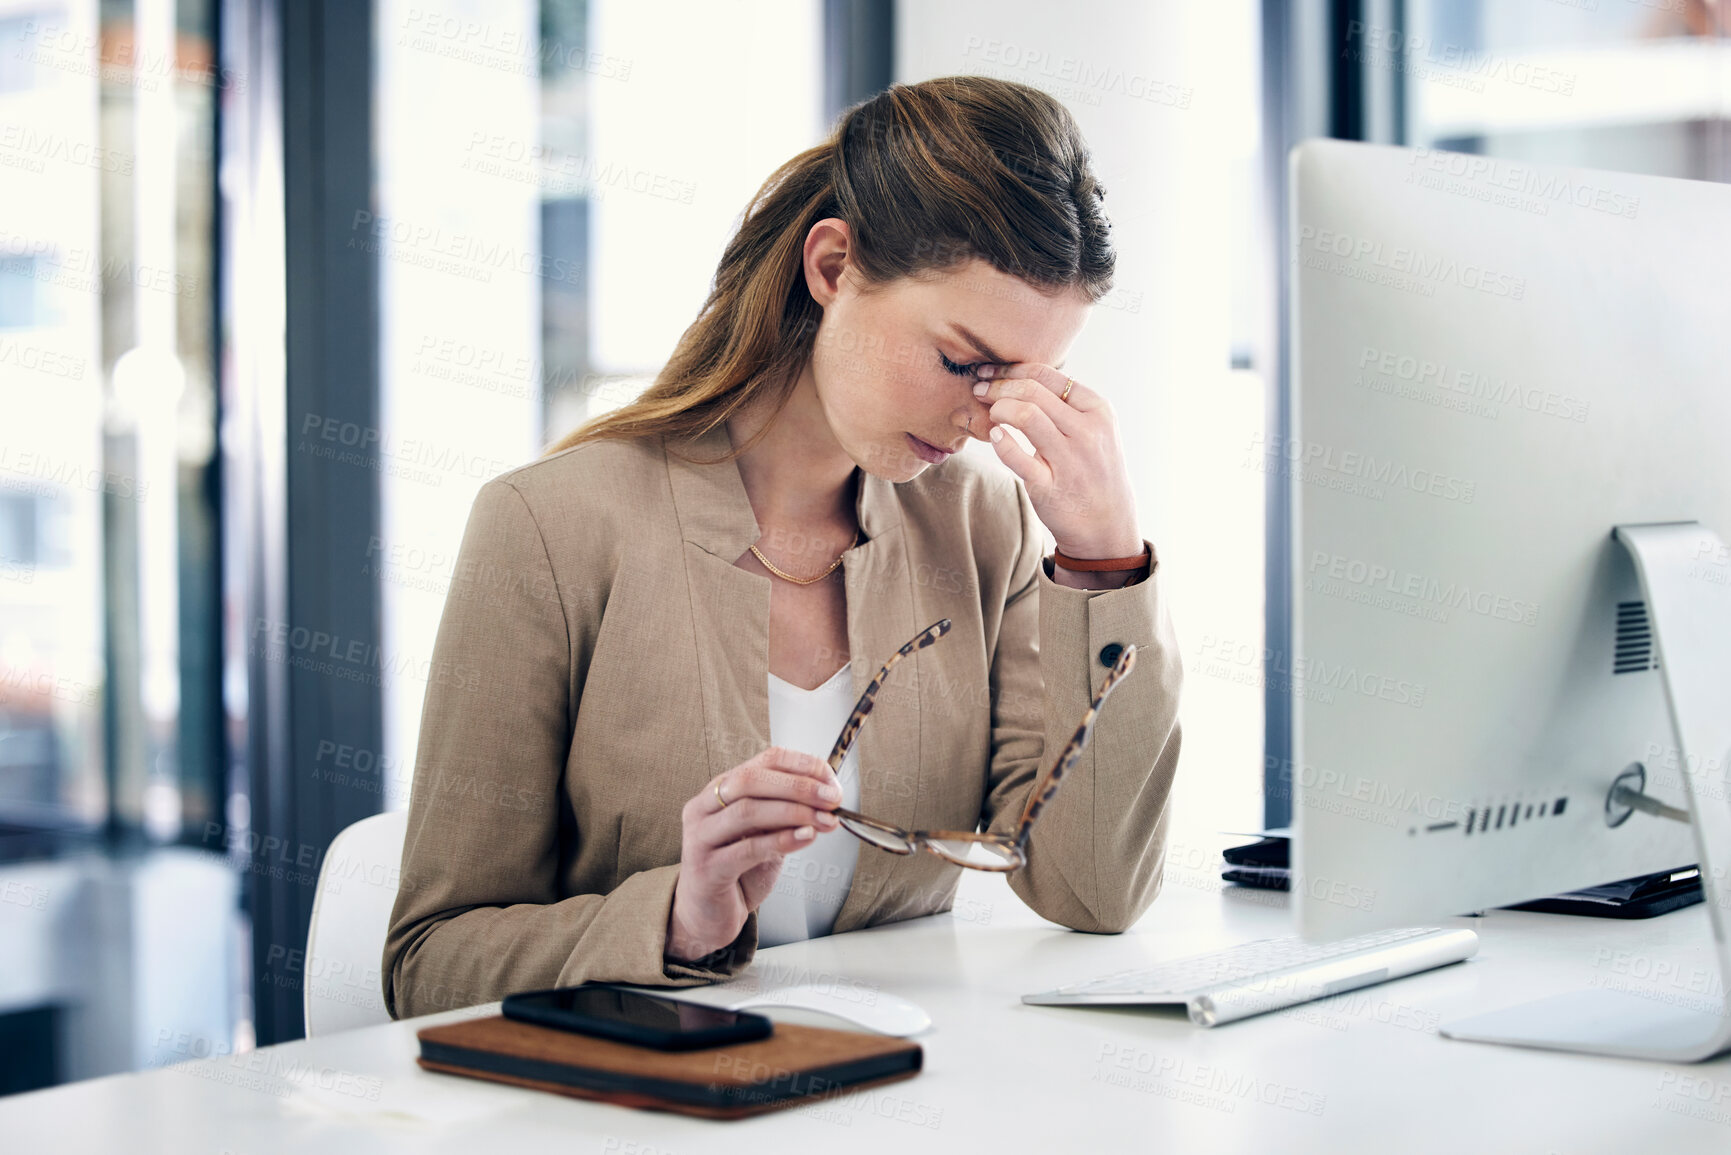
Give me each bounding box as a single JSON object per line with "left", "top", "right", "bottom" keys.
{"left": 5, "top": 842, "right": 1731, "bottom": 1153}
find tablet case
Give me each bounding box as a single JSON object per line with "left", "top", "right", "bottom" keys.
{"left": 416, "top": 1014, "right": 923, "bottom": 1119}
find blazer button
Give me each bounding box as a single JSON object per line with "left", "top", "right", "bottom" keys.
{"left": 1098, "top": 643, "right": 1124, "bottom": 669}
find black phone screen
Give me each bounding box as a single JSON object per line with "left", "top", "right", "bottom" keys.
{"left": 501, "top": 984, "right": 773, "bottom": 1050}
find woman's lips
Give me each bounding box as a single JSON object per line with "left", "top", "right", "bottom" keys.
{"left": 906, "top": 433, "right": 952, "bottom": 464}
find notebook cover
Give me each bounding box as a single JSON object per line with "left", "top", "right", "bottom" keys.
{"left": 1221, "top": 836, "right": 1290, "bottom": 869}
{"left": 416, "top": 1014, "right": 923, "bottom": 1120}
{"left": 1221, "top": 865, "right": 1292, "bottom": 891}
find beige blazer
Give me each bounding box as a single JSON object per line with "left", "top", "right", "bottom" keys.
{"left": 383, "top": 421, "right": 1183, "bottom": 1020}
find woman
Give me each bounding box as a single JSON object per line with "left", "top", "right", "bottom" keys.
{"left": 383, "top": 76, "right": 1183, "bottom": 1020}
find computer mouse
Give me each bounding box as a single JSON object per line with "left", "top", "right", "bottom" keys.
{"left": 732, "top": 984, "right": 932, "bottom": 1037}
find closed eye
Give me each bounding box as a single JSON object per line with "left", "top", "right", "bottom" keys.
{"left": 938, "top": 351, "right": 981, "bottom": 378}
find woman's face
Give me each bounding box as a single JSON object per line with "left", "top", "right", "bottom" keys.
{"left": 801, "top": 219, "right": 1093, "bottom": 483}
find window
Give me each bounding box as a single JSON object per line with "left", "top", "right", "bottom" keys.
{"left": 373, "top": 0, "right": 825, "bottom": 798}
{"left": 1402, "top": 0, "right": 1729, "bottom": 182}
{"left": 0, "top": 0, "right": 231, "bottom": 1090}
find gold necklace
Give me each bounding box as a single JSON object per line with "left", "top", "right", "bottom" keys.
{"left": 750, "top": 528, "right": 861, "bottom": 585}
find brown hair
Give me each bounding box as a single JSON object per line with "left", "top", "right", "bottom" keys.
{"left": 545, "top": 75, "right": 1116, "bottom": 464}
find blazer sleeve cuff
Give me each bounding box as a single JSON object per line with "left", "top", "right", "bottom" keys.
{"left": 665, "top": 906, "right": 760, "bottom": 983}
{"left": 552, "top": 863, "right": 758, "bottom": 988}
{"left": 1038, "top": 539, "right": 1164, "bottom": 698}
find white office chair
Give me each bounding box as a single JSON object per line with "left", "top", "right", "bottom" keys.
{"left": 304, "top": 808, "right": 409, "bottom": 1038}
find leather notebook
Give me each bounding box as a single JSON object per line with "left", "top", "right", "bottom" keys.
{"left": 416, "top": 1014, "right": 923, "bottom": 1119}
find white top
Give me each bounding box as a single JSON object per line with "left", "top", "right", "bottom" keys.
{"left": 753, "top": 664, "right": 862, "bottom": 948}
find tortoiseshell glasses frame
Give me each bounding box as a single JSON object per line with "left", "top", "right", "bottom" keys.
{"left": 821, "top": 617, "right": 1139, "bottom": 872}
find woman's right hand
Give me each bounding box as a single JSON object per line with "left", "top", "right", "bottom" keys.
{"left": 665, "top": 746, "right": 843, "bottom": 964}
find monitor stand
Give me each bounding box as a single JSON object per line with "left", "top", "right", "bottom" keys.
{"left": 1440, "top": 522, "right": 1731, "bottom": 1062}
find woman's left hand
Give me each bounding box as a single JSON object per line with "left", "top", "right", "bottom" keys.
{"left": 972, "top": 363, "right": 1143, "bottom": 560}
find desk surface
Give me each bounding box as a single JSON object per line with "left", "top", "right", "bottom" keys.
{"left": 6, "top": 841, "right": 1731, "bottom": 1153}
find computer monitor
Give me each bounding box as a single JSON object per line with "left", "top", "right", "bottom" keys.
{"left": 1286, "top": 139, "right": 1731, "bottom": 1060}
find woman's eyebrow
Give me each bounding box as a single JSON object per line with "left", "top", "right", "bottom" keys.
{"left": 949, "top": 323, "right": 1066, "bottom": 371}
{"left": 949, "top": 323, "right": 1007, "bottom": 365}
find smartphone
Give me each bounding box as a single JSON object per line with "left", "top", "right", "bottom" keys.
{"left": 500, "top": 983, "right": 773, "bottom": 1051}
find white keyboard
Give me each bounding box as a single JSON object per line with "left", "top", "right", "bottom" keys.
{"left": 1023, "top": 926, "right": 1478, "bottom": 1026}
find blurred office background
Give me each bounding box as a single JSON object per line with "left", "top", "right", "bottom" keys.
{"left": 0, "top": 0, "right": 1723, "bottom": 1095}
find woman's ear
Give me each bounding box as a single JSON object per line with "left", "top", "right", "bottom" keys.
{"left": 802, "top": 218, "right": 853, "bottom": 308}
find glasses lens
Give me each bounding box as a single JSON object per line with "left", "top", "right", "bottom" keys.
{"left": 840, "top": 816, "right": 915, "bottom": 853}
{"left": 925, "top": 838, "right": 1021, "bottom": 870}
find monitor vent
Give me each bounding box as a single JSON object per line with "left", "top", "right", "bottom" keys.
{"left": 1614, "top": 601, "right": 1659, "bottom": 675}
{"left": 1443, "top": 796, "right": 1568, "bottom": 837}
{"left": 1408, "top": 797, "right": 1569, "bottom": 836}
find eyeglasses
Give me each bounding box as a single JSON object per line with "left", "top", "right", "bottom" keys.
{"left": 822, "top": 618, "right": 1138, "bottom": 872}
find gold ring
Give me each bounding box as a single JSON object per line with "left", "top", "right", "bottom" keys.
{"left": 714, "top": 780, "right": 729, "bottom": 809}
{"left": 1060, "top": 378, "right": 1074, "bottom": 403}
